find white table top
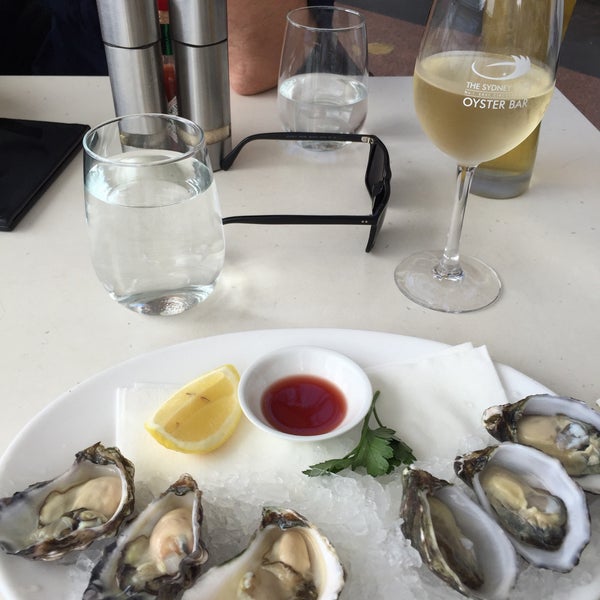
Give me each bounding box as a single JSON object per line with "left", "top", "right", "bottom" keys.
{"left": 0, "top": 75, "right": 599, "bottom": 461}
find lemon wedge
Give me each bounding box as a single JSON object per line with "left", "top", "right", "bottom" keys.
{"left": 145, "top": 364, "right": 242, "bottom": 453}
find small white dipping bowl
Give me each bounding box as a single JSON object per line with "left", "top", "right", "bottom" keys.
{"left": 238, "top": 345, "right": 373, "bottom": 442}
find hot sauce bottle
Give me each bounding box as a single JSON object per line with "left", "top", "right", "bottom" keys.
{"left": 158, "top": 0, "right": 178, "bottom": 114}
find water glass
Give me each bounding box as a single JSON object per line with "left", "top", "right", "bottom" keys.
{"left": 83, "top": 114, "right": 225, "bottom": 316}
{"left": 277, "top": 6, "right": 368, "bottom": 151}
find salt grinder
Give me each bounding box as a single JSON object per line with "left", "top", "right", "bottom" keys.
{"left": 96, "top": 0, "right": 167, "bottom": 116}
{"left": 169, "top": 0, "right": 232, "bottom": 169}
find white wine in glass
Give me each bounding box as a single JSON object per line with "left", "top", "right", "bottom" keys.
{"left": 394, "top": 0, "right": 563, "bottom": 313}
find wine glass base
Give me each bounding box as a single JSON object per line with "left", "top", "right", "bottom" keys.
{"left": 394, "top": 251, "right": 501, "bottom": 313}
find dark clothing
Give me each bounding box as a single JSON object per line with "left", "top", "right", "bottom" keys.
{"left": 0, "top": 0, "right": 52, "bottom": 74}
{"left": 33, "top": 0, "right": 108, "bottom": 75}
{"left": 0, "top": 0, "right": 107, "bottom": 75}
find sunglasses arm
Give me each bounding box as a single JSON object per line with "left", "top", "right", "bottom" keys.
{"left": 222, "top": 214, "right": 376, "bottom": 225}
{"left": 220, "top": 132, "right": 374, "bottom": 170}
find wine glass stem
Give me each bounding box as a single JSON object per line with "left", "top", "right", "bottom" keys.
{"left": 435, "top": 165, "right": 476, "bottom": 280}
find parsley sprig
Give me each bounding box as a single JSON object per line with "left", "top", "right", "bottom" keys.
{"left": 303, "top": 391, "right": 416, "bottom": 477}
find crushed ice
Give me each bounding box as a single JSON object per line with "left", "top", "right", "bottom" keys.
{"left": 45, "top": 461, "right": 600, "bottom": 599}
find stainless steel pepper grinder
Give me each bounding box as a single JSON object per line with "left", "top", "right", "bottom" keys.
{"left": 169, "top": 0, "right": 231, "bottom": 169}
{"left": 96, "top": 0, "right": 167, "bottom": 116}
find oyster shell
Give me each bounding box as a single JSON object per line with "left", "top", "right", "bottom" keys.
{"left": 483, "top": 394, "right": 600, "bottom": 493}
{"left": 182, "top": 507, "right": 345, "bottom": 600}
{"left": 83, "top": 473, "right": 207, "bottom": 599}
{"left": 0, "top": 442, "right": 135, "bottom": 561}
{"left": 400, "top": 468, "right": 518, "bottom": 600}
{"left": 455, "top": 442, "right": 591, "bottom": 572}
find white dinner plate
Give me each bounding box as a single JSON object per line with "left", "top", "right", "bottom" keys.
{"left": 0, "top": 329, "right": 597, "bottom": 600}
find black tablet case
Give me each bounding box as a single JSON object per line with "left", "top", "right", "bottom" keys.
{"left": 0, "top": 118, "right": 90, "bottom": 231}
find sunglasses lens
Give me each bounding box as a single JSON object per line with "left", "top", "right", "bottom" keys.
{"left": 364, "top": 142, "right": 390, "bottom": 252}
{"left": 366, "top": 144, "right": 385, "bottom": 196}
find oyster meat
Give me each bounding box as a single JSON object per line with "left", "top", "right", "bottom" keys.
{"left": 478, "top": 465, "right": 566, "bottom": 550}
{"left": 0, "top": 442, "right": 135, "bottom": 560}
{"left": 483, "top": 394, "right": 600, "bottom": 492}
{"left": 84, "top": 473, "right": 207, "bottom": 599}
{"left": 182, "top": 507, "right": 345, "bottom": 600}
{"left": 455, "top": 442, "right": 591, "bottom": 572}
{"left": 400, "top": 468, "right": 517, "bottom": 600}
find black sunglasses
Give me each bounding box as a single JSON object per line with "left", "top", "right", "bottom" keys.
{"left": 220, "top": 132, "right": 391, "bottom": 252}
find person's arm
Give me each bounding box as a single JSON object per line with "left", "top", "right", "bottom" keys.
{"left": 227, "top": 0, "right": 306, "bottom": 95}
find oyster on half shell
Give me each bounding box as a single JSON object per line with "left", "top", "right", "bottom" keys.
{"left": 455, "top": 442, "right": 591, "bottom": 572}
{"left": 0, "top": 442, "right": 135, "bottom": 561}
{"left": 84, "top": 474, "right": 208, "bottom": 599}
{"left": 483, "top": 394, "right": 600, "bottom": 493}
{"left": 400, "top": 468, "right": 518, "bottom": 600}
{"left": 182, "top": 507, "right": 345, "bottom": 600}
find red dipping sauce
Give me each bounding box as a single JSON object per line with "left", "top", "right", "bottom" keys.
{"left": 261, "top": 375, "right": 347, "bottom": 436}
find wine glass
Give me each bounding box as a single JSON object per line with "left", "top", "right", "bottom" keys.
{"left": 394, "top": 0, "right": 563, "bottom": 312}
{"left": 277, "top": 6, "right": 368, "bottom": 151}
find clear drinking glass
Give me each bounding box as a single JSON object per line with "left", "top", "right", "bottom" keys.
{"left": 394, "top": 0, "right": 562, "bottom": 312}
{"left": 83, "top": 114, "right": 225, "bottom": 316}
{"left": 277, "top": 6, "right": 368, "bottom": 151}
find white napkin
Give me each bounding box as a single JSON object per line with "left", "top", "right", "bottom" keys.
{"left": 115, "top": 384, "right": 355, "bottom": 496}
{"left": 116, "top": 343, "right": 507, "bottom": 491}
{"left": 366, "top": 343, "right": 507, "bottom": 466}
